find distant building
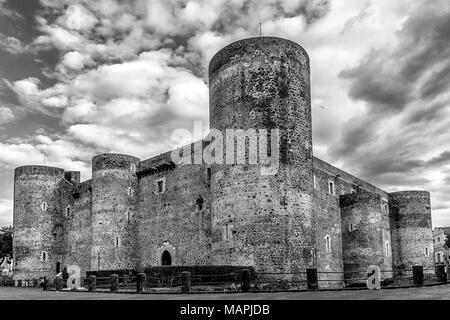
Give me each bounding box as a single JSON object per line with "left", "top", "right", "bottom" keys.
{"left": 432, "top": 227, "right": 449, "bottom": 265}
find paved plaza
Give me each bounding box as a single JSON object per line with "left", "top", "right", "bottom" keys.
{"left": 1, "top": 284, "right": 450, "bottom": 300}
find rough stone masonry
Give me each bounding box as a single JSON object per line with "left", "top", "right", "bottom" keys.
{"left": 12, "top": 37, "right": 434, "bottom": 287}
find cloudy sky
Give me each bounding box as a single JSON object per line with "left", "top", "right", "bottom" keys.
{"left": 0, "top": 0, "right": 449, "bottom": 227}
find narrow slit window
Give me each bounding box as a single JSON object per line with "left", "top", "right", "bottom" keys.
{"left": 325, "top": 235, "right": 331, "bottom": 252}
{"left": 328, "top": 181, "right": 335, "bottom": 195}
{"left": 41, "top": 251, "right": 47, "bottom": 261}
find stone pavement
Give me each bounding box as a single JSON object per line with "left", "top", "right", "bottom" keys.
{"left": 1, "top": 284, "right": 450, "bottom": 300}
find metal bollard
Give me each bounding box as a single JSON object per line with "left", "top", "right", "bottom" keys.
{"left": 110, "top": 274, "right": 119, "bottom": 292}
{"left": 54, "top": 276, "right": 62, "bottom": 291}
{"left": 307, "top": 268, "right": 319, "bottom": 290}
{"left": 240, "top": 269, "right": 251, "bottom": 293}
{"left": 413, "top": 266, "right": 424, "bottom": 286}
{"left": 435, "top": 265, "right": 447, "bottom": 283}
{"left": 88, "top": 275, "right": 97, "bottom": 291}
{"left": 42, "top": 277, "right": 48, "bottom": 291}
{"left": 181, "top": 271, "right": 191, "bottom": 293}
{"left": 137, "top": 273, "right": 146, "bottom": 293}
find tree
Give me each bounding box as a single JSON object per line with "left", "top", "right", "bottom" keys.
{"left": 0, "top": 232, "right": 12, "bottom": 266}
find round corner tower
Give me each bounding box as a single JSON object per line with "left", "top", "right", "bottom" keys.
{"left": 13, "top": 165, "right": 66, "bottom": 280}
{"left": 388, "top": 190, "right": 433, "bottom": 270}
{"left": 91, "top": 153, "right": 140, "bottom": 271}
{"left": 208, "top": 37, "right": 315, "bottom": 273}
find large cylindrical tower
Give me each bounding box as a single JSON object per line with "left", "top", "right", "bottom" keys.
{"left": 389, "top": 191, "right": 433, "bottom": 270}
{"left": 209, "top": 37, "right": 315, "bottom": 273}
{"left": 91, "top": 153, "right": 140, "bottom": 270}
{"left": 13, "top": 165, "right": 65, "bottom": 280}
{"left": 340, "top": 192, "right": 392, "bottom": 282}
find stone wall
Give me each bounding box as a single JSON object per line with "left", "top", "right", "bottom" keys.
{"left": 312, "top": 167, "right": 344, "bottom": 286}
{"left": 137, "top": 149, "right": 211, "bottom": 268}
{"left": 63, "top": 179, "right": 93, "bottom": 275}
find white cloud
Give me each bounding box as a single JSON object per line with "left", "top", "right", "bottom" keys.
{"left": 61, "top": 51, "right": 90, "bottom": 70}
{"left": 60, "top": 4, "right": 99, "bottom": 31}
{"left": 0, "top": 106, "right": 14, "bottom": 125}
{"left": 0, "top": 35, "right": 33, "bottom": 54}
{"left": 11, "top": 77, "right": 40, "bottom": 96}
{"left": 0, "top": 199, "right": 12, "bottom": 227}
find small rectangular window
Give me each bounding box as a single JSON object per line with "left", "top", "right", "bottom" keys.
{"left": 223, "top": 224, "right": 233, "bottom": 241}
{"left": 328, "top": 181, "right": 335, "bottom": 195}
{"left": 155, "top": 178, "right": 166, "bottom": 194}
{"left": 206, "top": 167, "right": 211, "bottom": 182}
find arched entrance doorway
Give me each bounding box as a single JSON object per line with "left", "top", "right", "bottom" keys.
{"left": 161, "top": 250, "right": 172, "bottom": 265}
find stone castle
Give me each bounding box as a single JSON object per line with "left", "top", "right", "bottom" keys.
{"left": 12, "top": 37, "right": 434, "bottom": 283}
